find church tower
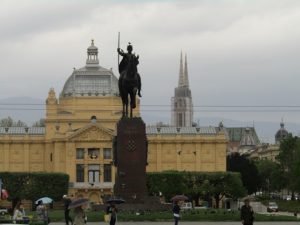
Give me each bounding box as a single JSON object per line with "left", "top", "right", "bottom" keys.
{"left": 171, "top": 52, "right": 193, "bottom": 127}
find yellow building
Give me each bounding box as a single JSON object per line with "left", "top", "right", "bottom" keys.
{"left": 0, "top": 41, "right": 227, "bottom": 203}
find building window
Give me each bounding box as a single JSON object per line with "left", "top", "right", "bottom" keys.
{"left": 88, "top": 148, "right": 99, "bottom": 159}
{"left": 103, "top": 148, "right": 112, "bottom": 159}
{"left": 104, "top": 164, "right": 112, "bottom": 182}
{"left": 88, "top": 164, "right": 100, "bottom": 183}
{"left": 76, "top": 148, "right": 84, "bottom": 159}
{"left": 76, "top": 164, "right": 84, "bottom": 182}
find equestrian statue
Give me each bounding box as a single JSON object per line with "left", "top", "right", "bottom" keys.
{"left": 117, "top": 42, "right": 142, "bottom": 117}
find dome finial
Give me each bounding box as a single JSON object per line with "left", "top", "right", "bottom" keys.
{"left": 86, "top": 39, "right": 99, "bottom": 67}
{"left": 280, "top": 117, "right": 284, "bottom": 128}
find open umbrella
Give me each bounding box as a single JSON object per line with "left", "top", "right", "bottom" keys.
{"left": 106, "top": 198, "right": 125, "bottom": 204}
{"left": 1, "top": 189, "right": 9, "bottom": 200}
{"left": 35, "top": 197, "right": 53, "bottom": 204}
{"left": 68, "top": 198, "right": 89, "bottom": 209}
{"left": 171, "top": 195, "right": 188, "bottom": 202}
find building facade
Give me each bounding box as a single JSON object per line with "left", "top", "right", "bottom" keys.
{"left": 0, "top": 41, "right": 227, "bottom": 203}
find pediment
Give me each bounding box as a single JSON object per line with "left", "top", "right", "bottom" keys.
{"left": 67, "top": 123, "right": 114, "bottom": 141}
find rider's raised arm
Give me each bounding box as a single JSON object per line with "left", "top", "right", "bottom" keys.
{"left": 117, "top": 48, "right": 125, "bottom": 56}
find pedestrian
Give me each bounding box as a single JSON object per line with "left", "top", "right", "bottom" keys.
{"left": 36, "top": 200, "right": 48, "bottom": 225}
{"left": 13, "top": 202, "right": 25, "bottom": 223}
{"left": 73, "top": 204, "right": 87, "bottom": 225}
{"left": 172, "top": 201, "right": 180, "bottom": 225}
{"left": 106, "top": 203, "right": 117, "bottom": 225}
{"left": 241, "top": 198, "right": 254, "bottom": 225}
{"left": 63, "top": 195, "right": 73, "bottom": 225}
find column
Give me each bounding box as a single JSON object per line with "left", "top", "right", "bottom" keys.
{"left": 176, "top": 143, "right": 181, "bottom": 171}
{"left": 4, "top": 143, "right": 10, "bottom": 171}
{"left": 24, "top": 143, "right": 30, "bottom": 171}
{"left": 156, "top": 143, "right": 162, "bottom": 171}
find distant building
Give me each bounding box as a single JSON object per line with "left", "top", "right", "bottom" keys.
{"left": 275, "top": 121, "right": 289, "bottom": 145}
{"left": 249, "top": 121, "right": 290, "bottom": 161}
{"left": 226, "top": 127, "right": 260, "bottom": 154}
{"left": 171, "top": 52, "right": 193, "bottom": 127}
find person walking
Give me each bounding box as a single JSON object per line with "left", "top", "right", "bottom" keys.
{"left": 241, "top": 198, "right": 254, "bottom": 225}
{"left": 73, "top": 204, "right": 87, "bottom": 225}
{"left": 63, "top": 195, "right": 73, "bottom": 225}
{"left": 36, "top": 200, "right": 48, "bottom": 225}
{"left": 172, "top": 201, "right": 181, "bottom": 225}
{"left": 106, "top": 203, "right": 117, "bottom": 225}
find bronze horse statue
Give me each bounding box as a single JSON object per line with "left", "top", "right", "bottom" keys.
{"left": 118, "top": 44, "right": 141, "bottom": 117}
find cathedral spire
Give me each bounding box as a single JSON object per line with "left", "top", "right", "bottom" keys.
{"left": 184, "top": 53, "right": 189, "bottom": 87}
{"left": 178, "top": 51, "right": 184, "bottom": 87}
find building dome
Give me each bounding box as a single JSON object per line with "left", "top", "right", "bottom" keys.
{"left": 275, "top": 121, "right": 289, "bottom": 144}
{"left": 240, "top": 127, "right": 256, "bottom": 146}
{"left": 61, "top": 40, "right": 119, "bottom": 97}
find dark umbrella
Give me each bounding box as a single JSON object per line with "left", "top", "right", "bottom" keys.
{"left": 68, "top": 198, "right": 89, "bottom": 209}
{"left": 171, "top": 195, "right": 188, "bottom": 202}
{"left": 106, "top": 198, "right": 125, "bottom": 204}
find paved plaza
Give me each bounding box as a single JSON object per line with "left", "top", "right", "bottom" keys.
{"left": 52, "top": 222, "right": 299, "bottom": 225}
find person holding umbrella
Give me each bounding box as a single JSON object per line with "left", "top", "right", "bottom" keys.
{"left": 106, "top": 202, "right": 117, "bottom": 225}
{"left": 105, "top": 198, "right": 125, "bottom": 225}
{"left": 63, "top": 195, "right": 73, "bottom": 225}
{"left": 68, "top": 198, "right": 89, "bottom": 225}
{"left": 171, "top": 195, "right": 188, "bottom": 225}
{"left": 36, "top": 200, "right": 48, "bottom": 225}
{"left": 172, "top": 201, "right": 181, "bottom": 225}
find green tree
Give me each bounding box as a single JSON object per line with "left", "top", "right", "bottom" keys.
{"left": 277, "top": 134, "right": 300, "bottom": 199}
{"left": 0, "top": 116, "right": 27, "bottom": 127}
{"left": 147, "top": 171, "right": 246, "bottom": 207}
{"left": 227, "top": 153, "right": 260, "bottom": 194}
{"left": 0, "top": 172, "right": 69, "bottom": 207}
{"left": 255, "top": 159, "right": 285, "bottom": 194}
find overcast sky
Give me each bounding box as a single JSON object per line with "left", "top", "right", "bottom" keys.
{"left": 0, "top": 0, "right": 300, "bottom": 126}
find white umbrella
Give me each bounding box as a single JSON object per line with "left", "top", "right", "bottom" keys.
{"left": 35, "top": 197, "right": 53, "bottom": 204}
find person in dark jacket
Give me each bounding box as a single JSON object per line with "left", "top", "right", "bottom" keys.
{"left": 106, "top": 203, "right": 117, "bottom": 225}
{"left": 172, "top": 201, "right": 180, "bottom": 225}
{"left": 63, "top": 195, "right": 73, "bottom": 225}
{"left": 241, "top": 198, "right": 254, "bottom": 225}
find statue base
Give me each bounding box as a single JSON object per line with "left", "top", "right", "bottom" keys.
{"left": 114, "top": 117, "right": 148, "bottom": 203}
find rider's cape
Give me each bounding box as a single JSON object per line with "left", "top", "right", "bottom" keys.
{"left": 119, "top": 55, "right": 128, "bottom": 74}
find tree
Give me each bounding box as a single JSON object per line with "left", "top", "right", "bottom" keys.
{"left": 227, "top": 153, "right": 260, "bottom": 194}
{"left": 147, "top": 171, "right": 246, "bottom": 207}
{"left": 255, "top": 159, "right": 285, "bottom": 194}
{"left": 32, "top": 118, "right": 45, "bottom": 127}
{"left": 277, "top": 134, "right": 300, "bottom": 199}
{"left": 0, "top": 172, "right": 69, "bottom": 207}
{"left": 0, "top": 116, "right": 27, "bottom": 127}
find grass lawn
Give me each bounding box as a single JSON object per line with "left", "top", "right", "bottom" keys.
{"left": 44, "top": 209, "right": 300, "bottom": 222}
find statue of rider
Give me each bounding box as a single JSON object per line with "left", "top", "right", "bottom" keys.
{"left": 117, "top": 43, "right": 142, "bottom": 97}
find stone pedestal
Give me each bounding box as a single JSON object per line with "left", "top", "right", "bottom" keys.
{"left": 114, "top": 117, "right": 148, "bottom": 203}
